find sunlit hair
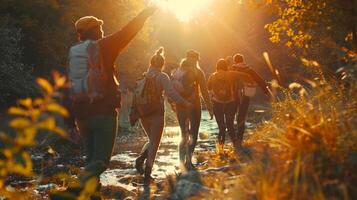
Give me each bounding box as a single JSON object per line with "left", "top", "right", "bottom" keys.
{"left": 150, "top": 47, "right": 165, "bottom": 69}
{"left": 216, "top": 59, "right": 228, "bottom": 71}
{"left": 180, "top": 58, "right": 201, "bottom": 71}
{"left": 180, "top": 59, "right": 190, "bottom": 70}
{"left": 233, "top": 53, "right": 244, "bottom": 64}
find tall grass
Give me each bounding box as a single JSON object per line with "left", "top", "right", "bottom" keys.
{"left": 195, "top": 75, "right": 356, "bottom": 199}
{"left": 245, "top": 76, "right": 356, "bottom": 199}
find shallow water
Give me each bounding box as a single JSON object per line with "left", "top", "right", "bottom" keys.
{"left": 100, "top": 111, "right": 219, "bottom": 188}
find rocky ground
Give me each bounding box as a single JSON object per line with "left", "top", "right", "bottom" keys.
{"left": 3, "top": 105, "right": 270, "bottom": 199}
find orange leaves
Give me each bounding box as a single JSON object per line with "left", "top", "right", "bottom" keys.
{"left": 46, "top": 103, "right": 69, "bottom": 117}
{"left": 9, "top": 118, "right": 31, "bottom": 129}
{"left": 77, "top": 177, "right": 99, "bottom": 200}
{"left": 53, "top": 71, "right": 67, "bottom": 88}
{"left": 36, "top": 72, "right": 67, "bottom": 95}
{"left": 37, "top": 78, "right": 53, "bottom": 95}
{"left": 1, "top": 73, "right": 69, "bottom": 194}
{"left": 8, "top": 107, "right": 28, "bottom": 116}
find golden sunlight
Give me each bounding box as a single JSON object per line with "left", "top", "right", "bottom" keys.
{"left": 152, "top": 0, "right": 214, "bottom": 22}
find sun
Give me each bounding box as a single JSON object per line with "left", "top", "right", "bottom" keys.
{"left": 152, "top": 0, "right": 214, "bottom": 22}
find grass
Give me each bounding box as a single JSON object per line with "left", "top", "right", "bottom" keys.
{"left": 189, "top": 77, "right": 357, "bottom": 199}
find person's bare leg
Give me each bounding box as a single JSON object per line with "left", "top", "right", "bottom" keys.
{"left": 144, "top": 113, "right": 164, "bottom": 183}
{"left": 213, "top": 101, "right": 226, "bottom": 147}
{"left": 237, "top": 96, "right": 250, "bottom": 147}
{"left": 187, "top": 107, "right": 201, "bottom": 169}
{"left": 135, "top": 118, "right": 151, "bottom": 174}
{"left": 177, "top": 108, "right": 189, "bottom": 167}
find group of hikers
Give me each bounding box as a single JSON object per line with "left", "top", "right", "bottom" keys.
{"left": 131, "top": 48, "right": 269, "bottom": 184}
{"left": 53, "top": 6, "right": 270, "bottom": 199}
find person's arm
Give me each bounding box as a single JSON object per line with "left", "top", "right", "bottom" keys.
{"left": 207, "top": 74, "right": 213, "bottom": 91}
{"left": 197, "top": 68, "right": 213, "bottom": 113}
{"left": 231, "top": 71, "right": 254, "bottom": 83}
{"left": 159, "top": 73, "right": 188, "bottom": 105}
{"left": 98, "top": 7, "right": 156, "bottom": 66}
{"left": 245, "top": 68, "right": 269, "bottom": 95}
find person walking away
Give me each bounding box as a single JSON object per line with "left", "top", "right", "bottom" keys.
{"left": 207, "top": 59, "right": 253, "bottom": 151}
{"left": 232, "top": 54, "right": 270, "bottom": 148}
{"left": 132, "top": 48, "right": 191, "bottom": 184}
{"left": 51, "top": 7, "right": 157, "bottom": 199}
{"left": 171, "top": 50, "right": 213, "bottom": 170}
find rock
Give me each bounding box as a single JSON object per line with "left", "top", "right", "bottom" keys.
{"left": 174, "top": 179, "right": 210, "bottom": 199}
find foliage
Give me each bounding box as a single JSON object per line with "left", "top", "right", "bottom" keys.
{"left": 0, "top": 0, "right": 148, "bottom": 76}
{"left": 246, "top": 0, "right": 356, "bottom": 71}
{"left": 0, "top": 18, "right": 36, "bottom": 109}
{"left": 0, "top": 74, "right": 70, "bottom": 199}
{"left": 194, "top": 72, "right": 357, "bottom": 199}
{"left": 0, "top": 0, "right": 151, "bottom": 108}
{"left": 243, "top": 78, "right": 356, "bottom": 199}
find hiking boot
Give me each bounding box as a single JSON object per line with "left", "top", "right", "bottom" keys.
{"left": 135, "top": 157, "right": 145, "bottom": 174}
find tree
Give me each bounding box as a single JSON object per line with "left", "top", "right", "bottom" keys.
{"left": 247, "top": 0, "right": 356, "bottom": 72}
{"left": 0, "top": 0, "right": 149, "bottom": 76}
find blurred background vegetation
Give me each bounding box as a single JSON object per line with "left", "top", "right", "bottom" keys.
{"left": 0, "top": 0, "right": 355, "bottom": 109}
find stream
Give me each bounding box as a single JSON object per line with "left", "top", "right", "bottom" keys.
{"left": 99, "top": 111, "right": 257, "bottom": 195}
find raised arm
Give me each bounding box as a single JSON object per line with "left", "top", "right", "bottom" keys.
{"left": 245, "top": 68, "right": 269, "bottom": 94}
{"left": 207, "top": 74, "right": 213, "bottom": 91}
{"left": 98, "top": 7, "right": 156, "bottom": 65}
{"left": 231, "top": 71, "right": 254, "bottom": 83}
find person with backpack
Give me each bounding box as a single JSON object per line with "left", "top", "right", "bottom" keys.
{"left": 132, "top": 48, "right": 192, "bottom": 184}
{"left": 231, "top": 53, "right": 270, "bottom": 148}
{"left": 207, "top": 59, "right": 254, "bottom": 150}
{"left": 53, "top": 7, "right": 157, "bottom": 198}
{"left": 171, "top": 50, "right": 213, "bottom": 170}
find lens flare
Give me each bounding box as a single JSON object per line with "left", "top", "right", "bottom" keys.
{"left": 152, "top": 0, "right": 214, "bottom": 22}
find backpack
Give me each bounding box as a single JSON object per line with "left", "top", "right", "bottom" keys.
{"left": 132, "top": 73, "right": 161, "bottom": 118}
{"left": 68, "top": 40, "right": 106, "bottom": 102}
{"left": 213, "top": 73, "right": 232, "bottom": 102}
{"left": 172, "top": 68, "right": 198, "bottom": 98}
